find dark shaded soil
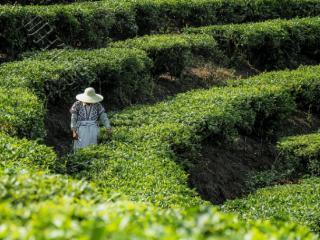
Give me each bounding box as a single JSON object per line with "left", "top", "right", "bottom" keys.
{"left": 187, "top": 111, "right": 320, "bottom": 204}
{"left": 45, "top": 102, "right": 73, "bottom": 155}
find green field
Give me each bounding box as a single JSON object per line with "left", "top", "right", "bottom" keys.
{"left": 1, "top": 0, "right": 320, "bottom": 239}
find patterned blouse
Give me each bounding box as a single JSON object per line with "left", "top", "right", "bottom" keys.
{"left": 70, "top": 101, "right": 111, "bottom": 130}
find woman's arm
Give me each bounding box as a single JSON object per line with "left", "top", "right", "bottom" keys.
{"left": 71, "top": 113, "right": 78, "bottom": 131}
{"left": 99, "top": 112, "right": 111, "bottom": 129}
{"left": 70, "top": 102, "right": 79, "bottom": 139}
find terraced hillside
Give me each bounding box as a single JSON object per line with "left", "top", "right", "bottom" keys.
{"left": 1, "top": 0, "right": 320, "bottom": 239}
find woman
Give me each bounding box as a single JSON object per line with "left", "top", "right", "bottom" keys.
{"left": 70, "top": 87, "right": 112, "bottom": 152}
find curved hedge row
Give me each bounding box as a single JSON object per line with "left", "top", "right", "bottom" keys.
{"left": 1, "top": 197, "right": 315, "bottom": 239}
{"left": 110, "top": 33, "right": 222, "bottom": 77}
{"left": 0, "top": 168, "right": 104, "bottom": 205}
{"left": 222, "top": 177, "right": 320, "bottom": 233}
{"left": 2, "top": 0, "right": 320, "bottom": 61}
{"left": 185, "top": 17, "right": 320, "bottom": 70}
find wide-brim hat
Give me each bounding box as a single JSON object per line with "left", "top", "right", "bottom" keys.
{"left": 76, "top": 87, "right": 103, "bottom": 103}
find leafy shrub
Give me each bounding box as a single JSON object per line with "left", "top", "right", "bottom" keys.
{"left": 133, "top": 0, "right": 320, "bottom": 35}
{"left": 230, "top": 65, "right": 320, "bottom": 109}
{"left": 277, "top": 133, "right": 320, "bottom": 176}
{"left": 110, "top": 33, "right": 223, "bottom": 77}
{"left": 0, "top": 48, "right": 153, "bottom": 106}
{"left": 0, "top": 133, "right": 56, "bottom": 171}
{"left": 0, "top": 87, "right": 45, "bottom": 138}
{"left": 2, "top": 0, "right": 320, "bottom": 61}
{"left": 185, "top": 17, "right": 320, "bottom": 70}
{"left": 222, "top": 177, "right": 320, "bottom": 233}
{"left": 0, "top": 197, "right": 316, "bottom": 239}
{"left": 0, "top": 168, "right": 105, "bottom": 205}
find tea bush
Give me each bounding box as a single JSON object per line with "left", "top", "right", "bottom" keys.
{"left": 132, "top": 0, "right": 320, "bottom": 35}
{"left": 222, "top": 177, "right": 320, "bottom": 233}
{"left": 0, "top": 197, "right": 316, "bottom": 239}
{"left": 0, "top": 133, "right": 57, "bottom": 171}
{"left": 0, "top": 168, "right": 104, "bottom": 205}
{"left": 110, "top": 33, "right": 222, "bottom": 77}
{"left": 2, "top": 0, "right": 320, "bottom": 61}
{"left": 0, "top": 1, "right": 136, "bottom": 61}
{"left": 0, "top": 87, "right": 45, "bottom": 138}
{"left": 185, "top": 17, "right": 320, "bottom": 70}
{"left": 0, "top": 48, "right": 153, "bottom": 106}
{"left": 277, "top": 133, "right": 320, "bottom": 176}
{"left": 230, "top": 65, "right": 320, "bottom": 109}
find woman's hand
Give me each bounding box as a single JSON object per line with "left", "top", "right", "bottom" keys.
{"left": 107, "top": 128, "right": 113, "bottom": 137}
{"left": 72, "top": 130, "right": 79, "bottom": 140}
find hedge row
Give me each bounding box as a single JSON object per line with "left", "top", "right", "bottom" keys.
{"left": 110, "top": 33, "right": 222, "bottom": 77}
{"left": 185, "top": 17, "right": 320, "bottom": 70}
{"left": 1, "top": 197, "right": 315, "bottom": 239}
{"left": 0, "top": 48, "right": 153, "bottom": 106}
{"left": 0, "top": 87, "right": 45, "bottom": 139}
{"left": 0, "top": 168, "right": 105, "bottom": 206}
{"left": 2, "top": 0, "right": 320, "bottom": 61}
{"left": 222, "top": 177, "right": 320, "bottom": 233}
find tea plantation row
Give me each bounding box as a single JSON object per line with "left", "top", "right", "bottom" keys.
{"left": 184, "top": 16, "right": 320, "bottom": 70}
{"left": 2, "top": 0, "right": 320, "bottom": 61}
{"left": 1, "top": 16, "right": 320, "bottom": 123}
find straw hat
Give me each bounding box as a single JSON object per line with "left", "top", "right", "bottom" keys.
{"left": 76, "top": 87, "right": 103, "bottom": 103}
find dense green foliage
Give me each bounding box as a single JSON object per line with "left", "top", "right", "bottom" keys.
{"left": 0, "top": 133, "right": 56, "bottom": 171}
{"left": 0, "top": 168, "right": 104, "bottom": 205}
{"left": 278, "top": 133, "right": 320, "bottom": 176}
{"left": 1, "top": 196, "right": 315, "bottom": 239}
{"left": 2, "top": 0, "right": 320, "bottom": 237}
{"left": 110, "top": 33, "right": 222, "bottom": 76}
{"left": 185, "top": 17, "right": 320, "bottom": 69}
{"left": 132, "top": 0, "right": 320, "bottom": 34}
{"left": 2, "top": 0, "right": 320, "bottom": 61}
{"left": 0, "top": 88, "right": 45, "bottom": 138}
{"left": 0, "top": 48, "right": 153, "bottom": 106}
{"left": 222, "top": 177, "right": 320, "bottom": 233}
